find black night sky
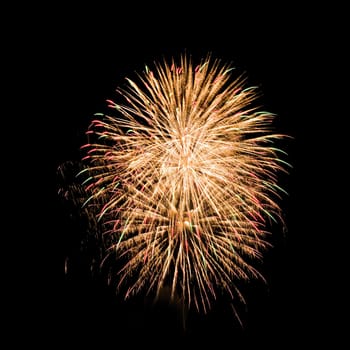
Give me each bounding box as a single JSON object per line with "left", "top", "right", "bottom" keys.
{"left": 19, "top": 3, "right": 342, "bottom": 348}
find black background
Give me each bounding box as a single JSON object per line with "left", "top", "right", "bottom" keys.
{"left": 15, "top": 3, "right": 343, "bottom": 348}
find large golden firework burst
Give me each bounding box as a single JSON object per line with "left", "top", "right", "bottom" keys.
{"left": 78, "top": 53, "right": 290, "bottom": 315}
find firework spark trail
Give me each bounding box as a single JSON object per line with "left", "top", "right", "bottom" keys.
{"left": 78, "top": 53, "right": 290, "bottom": 315}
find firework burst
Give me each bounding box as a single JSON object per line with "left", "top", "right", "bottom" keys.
{"left": 77, "top": 53, "right": 290, "bottom": 316}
